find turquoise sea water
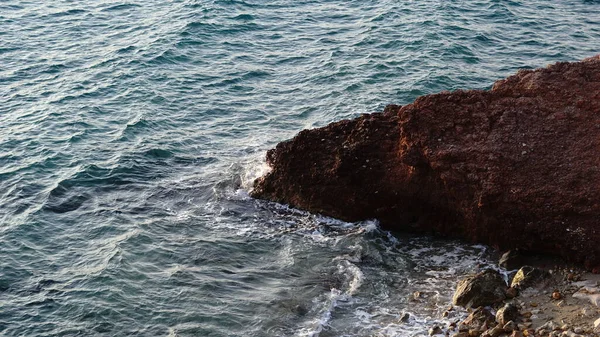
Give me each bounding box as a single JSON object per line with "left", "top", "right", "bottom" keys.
{"left": 1, "top": 1, "right": 599, "bottom": 336}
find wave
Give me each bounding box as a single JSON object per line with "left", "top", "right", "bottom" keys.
{"left": 100, "top": 3, "right": 142, "bottom": 12}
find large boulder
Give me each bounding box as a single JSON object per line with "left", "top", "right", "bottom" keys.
{"left": 251, "top": 56, "right": 600, "bottom": 270}
{"left": 452, "top": 269, "right": 507, "bottom": 308}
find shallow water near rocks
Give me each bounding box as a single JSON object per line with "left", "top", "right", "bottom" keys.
{"left": 1, "top": 0, "right": 599, "bottom": 336}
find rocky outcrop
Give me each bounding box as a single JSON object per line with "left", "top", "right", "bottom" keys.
{"left": 251, "top": 56, "right": 600, "bottom": 270}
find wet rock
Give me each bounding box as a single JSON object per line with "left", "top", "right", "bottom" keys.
{"left": 510, "top": 266, "right": 550, "bottom": 289}
{"left": 499, "top": 250, "right": 522, "bottom": 271}
{"left": 429, "top": 326, "right": 443, "bottom": 335}
{"left": 443, "top": 307, "right": 458, "bottom": 319}
{"left": 252, "top": 56, "right": 600, "bottom": 270}
{"left": 453, "top": 269, "right": 507, "bottom": 308}
{"left": 412, "top": 291, "right": 421, "bottom": 301}
{"left": 496, "top": 303, "right": 520, "bottom": 326}
{"left": 400, "top": 312, "right": 410, "bottom": 322}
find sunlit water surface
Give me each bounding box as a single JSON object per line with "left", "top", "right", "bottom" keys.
{"left": 1, "top": 0, "right": 599, "bottom": 336}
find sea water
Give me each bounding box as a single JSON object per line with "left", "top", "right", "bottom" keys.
{"left": 1, "top": 1, "right": 599, "bottom": 336}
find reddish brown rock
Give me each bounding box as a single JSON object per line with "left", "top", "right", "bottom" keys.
{"left": 251, "top": 56, "right": 600, "bottom": 269}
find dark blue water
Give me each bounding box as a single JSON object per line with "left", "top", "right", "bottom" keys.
{"left": 1, "top": 1, "right": 599, "bottom": 336}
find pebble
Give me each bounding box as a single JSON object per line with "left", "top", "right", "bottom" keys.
{"left": 522, "top": 329, "right": 534, "bottom": 336}
{"left": 413, "top": 291, "right": 421, "bottom": 300}
{"left": 552, "top": 290, "right": 563, "bottom": 300}
{"left": 429, "top": 326, "right": 443, "bottom": 336}
{"left": 536, "top": 321, "right": 561, "bottom": 332}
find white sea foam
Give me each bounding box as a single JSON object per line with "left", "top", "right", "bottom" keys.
{"left": 240, "top": 155, "right": 271, "bottom": 192}
{"left": 296, "top": 263, "right": 363, "bottom": 337}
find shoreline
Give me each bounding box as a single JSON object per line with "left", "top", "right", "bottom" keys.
{"left": 441, "top": 254, "right": 600, "bottom": 337}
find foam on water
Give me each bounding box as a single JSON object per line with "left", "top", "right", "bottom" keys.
{"left": 2, "top": 0, "right": 600, "bottom": 336}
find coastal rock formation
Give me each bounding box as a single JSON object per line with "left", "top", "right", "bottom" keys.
{"left": 251, "top": 56, "right": 600, "bottom": 269}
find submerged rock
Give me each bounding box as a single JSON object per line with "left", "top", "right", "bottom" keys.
{"left": 453, "top": 269, "right": 507, "bottom": 308}
{"left": 252, "top": 56, "right": 600, "bottom": 270}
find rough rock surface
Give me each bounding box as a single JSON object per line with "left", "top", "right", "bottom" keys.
{"left": 453, "top": 269, "right": 507, "bottom": 308}
{"left": 251, "top": 56, "right": 600, "bottom": 269}
{"left": 496, "top": 303, "right": 521, "bottom": 326}
{"left": 510, "top": 266, "right": 550, "bottom": 289}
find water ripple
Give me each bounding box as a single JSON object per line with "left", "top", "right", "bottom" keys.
{"left": 1, "top": 0, "right": 600, "bottom": 336}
